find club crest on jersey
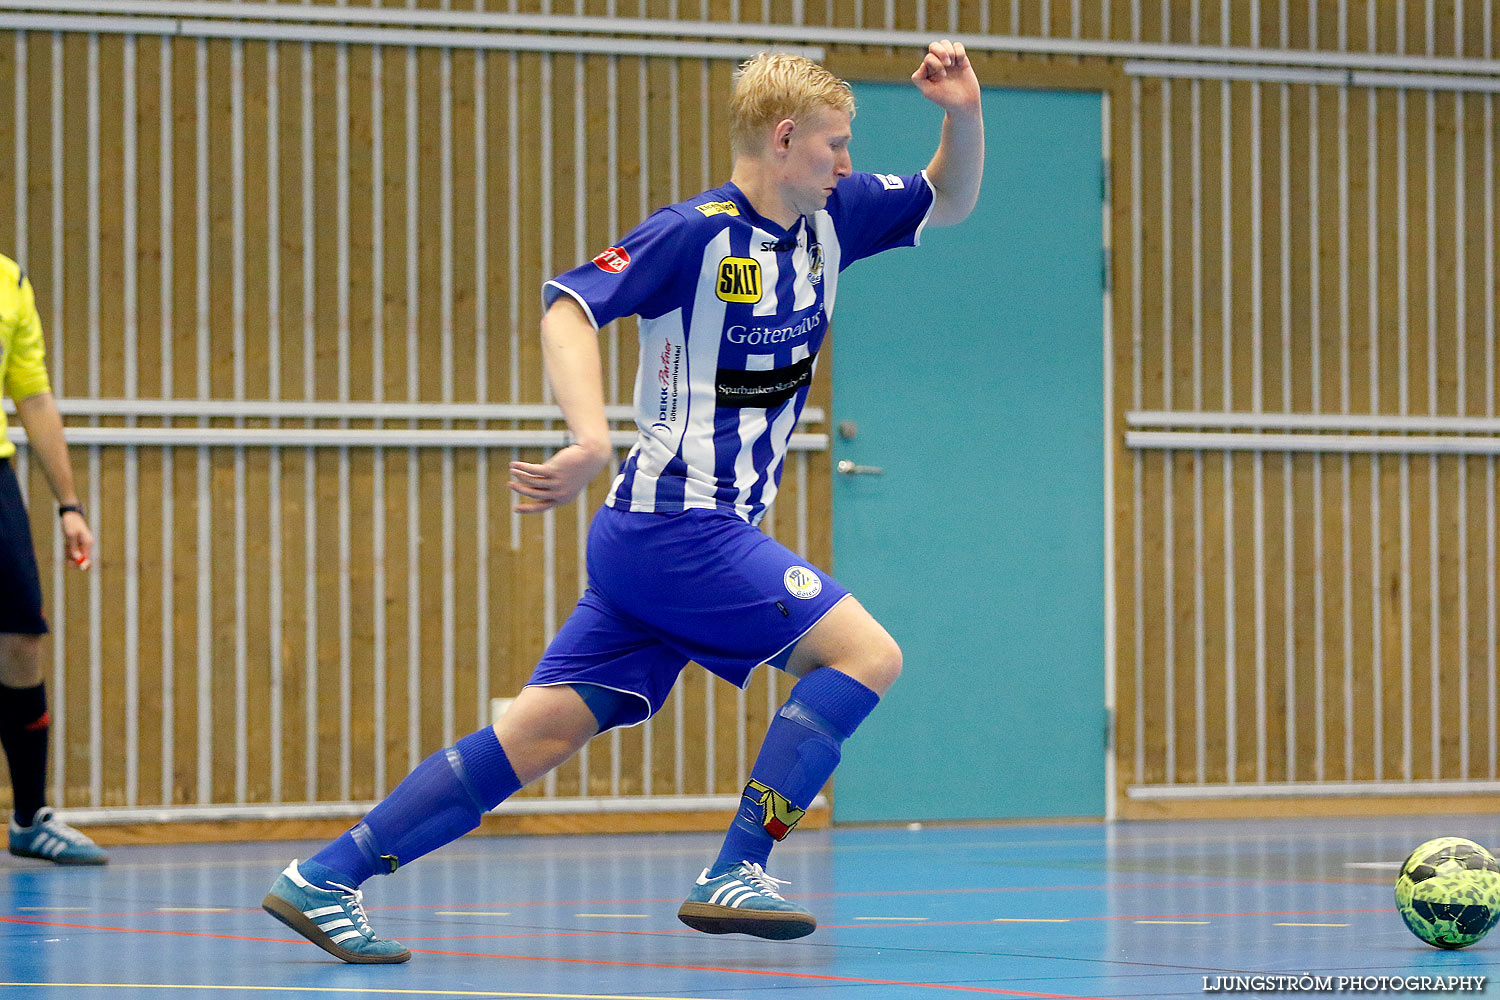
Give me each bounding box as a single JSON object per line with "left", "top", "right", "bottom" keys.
{"left": 783, "top": 566, "right": 821, "bottom": 599}
{"left": 807, "top": 243, "right": 824, "bottom": 284}
{"left": 695, "top": 199, "right": 740, "bottom": 217}
{"left": 592, "top": 246, "right": 631, "bottom": 273}
{"left": 716, "top": 256, "right": 763, "bottom": 303}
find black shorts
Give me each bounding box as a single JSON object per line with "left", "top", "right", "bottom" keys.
{"left": 0, "top": 458, "right": 48, "bottom": 635}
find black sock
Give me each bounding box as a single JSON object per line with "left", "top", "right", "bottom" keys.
{"left": 0, "top": 683, "right": 49, "bottom": 827}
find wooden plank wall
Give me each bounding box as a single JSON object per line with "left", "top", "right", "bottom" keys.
{"left": 0, "top": 1, "right": 1496, "bottom": 828}
{"left": 0, "top": 27, "right": 822, "bottom": 817}
{"left": 1115, "top": 3, "right": 1500, "bottom": 816}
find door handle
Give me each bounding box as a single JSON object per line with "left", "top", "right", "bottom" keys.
{"left": 837, "top": 460, "right": 885, "bottom": 476}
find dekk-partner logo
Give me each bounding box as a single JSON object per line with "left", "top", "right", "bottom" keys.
{"left": 716, "top": 256, "right": 762, "bottom": 303}
{"left": 653, "top": 338, "right": 682, "bottom": 430}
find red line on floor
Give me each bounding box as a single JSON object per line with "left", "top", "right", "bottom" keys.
{"left": 63, "top": 875, "right": 1382, "bottom": 921}
{"left": 1079, "top": 908, "right": 1389, "bottom": 922}
{"left": 812, "top": 908, "right": 1391, "bottom": 930}
{"left": 65, "top": 886, "right": 1154, "bottom": 919}
{"left": 0, "top": 914, "right": 1116, "bottom": 998}
{"left": 0, "top": 915, "right": 295, "bottom": 946}
{"left": 352, "top": 876, "right": 1384, "bottom": 912}
{"left": 398, "top": 931, "right": 621, "bottom": 942}
{"left": 398, "top": 906, "right": 1390, "bottom": 939}
{"left": 410, "top": 945, "right": 1120, "bottom": 999}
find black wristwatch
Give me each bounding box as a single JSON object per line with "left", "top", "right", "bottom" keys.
{"left": 58, "top": 503, "right": 84, "bottom": 519}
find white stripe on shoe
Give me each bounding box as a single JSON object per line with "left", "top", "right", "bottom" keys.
{"left": 709, "top": 881, "right": 771, "bottom": 909}
{"left": 329, "top": 929, "right": 364, "bottom": 945}
{"left": 304, "top": 905, "right": 345, "bottom": 919}
{"left": 724, "top": 888, "right": 759, "bottom": 908}
{"left": 709, "top": 882, "right": 745, "bottom": 906}
{"left": 317, "top": 918, "right": 355, "bottom": 932}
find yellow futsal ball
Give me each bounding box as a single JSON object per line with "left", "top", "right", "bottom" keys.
{"left": 1394, "top": 837, "right": 1500, "bottom": 949}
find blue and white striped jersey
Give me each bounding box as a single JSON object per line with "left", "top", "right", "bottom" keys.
{"left": 544, "top": 170, "right": 935, "bottom": 525}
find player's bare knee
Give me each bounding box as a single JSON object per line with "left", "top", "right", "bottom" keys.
{"left": 507, "top": 728, "right": 594, "bottom": 786}
{"left": 867, "top": 634, "right": 903, "bottom": 693}
{"left": 0, "top": 633, "right": 44, "bottom": 688}
{"left": 832, "top": 633, "right": 901, "bottom": 695}
{"left": 548, "top": 731, "right": 592, "bottom": 769}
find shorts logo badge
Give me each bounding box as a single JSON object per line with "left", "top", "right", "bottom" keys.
{"left": 716, "top": 256, "right": 762, "bottom": 303}
{"left": 592, "top": 246, "right": 631, "bottom": 273}
{"left": 783, "top": 566, "right": 821, "bottom": 600}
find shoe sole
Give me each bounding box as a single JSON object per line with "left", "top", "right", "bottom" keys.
{"left": 261, "top": 892, "right": 412, "bottom": 964}
{"left": 8, "top": 846, "right": 107, "bottom": 866}
{"left": 677, "top": 900, "right": 816, "bottom": 940}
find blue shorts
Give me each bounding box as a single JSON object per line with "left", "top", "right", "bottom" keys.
{"left": 527, "top": 505, "right": 849, "bottom": 730}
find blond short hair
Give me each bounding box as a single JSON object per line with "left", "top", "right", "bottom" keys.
{"left": 729, "top": 52, "right": 855, "bottom": 157}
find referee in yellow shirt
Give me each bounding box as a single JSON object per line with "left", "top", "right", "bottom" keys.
{"left": 0, "top": 252, "right": 106, "bottom": 864}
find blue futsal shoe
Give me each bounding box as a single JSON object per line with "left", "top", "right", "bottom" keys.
{"left": 262, "top": 860, "right": 411, "bottom": 964}
{"left": 677, "top": 861, "right": 816, "bottom": 940}
{"left": 8, "top": 807, "right": 108, "bottom": 865}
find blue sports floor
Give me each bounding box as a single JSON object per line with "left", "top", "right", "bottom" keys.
{"left": 2, "top": 814, "right": 1498, "bottom": 998}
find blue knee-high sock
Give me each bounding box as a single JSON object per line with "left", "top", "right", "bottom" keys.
{"left": 301, "top": 726, "right": 521, "bottom": 890}
{"left": 712, "top": 668, "right": 879, "bottom": 875}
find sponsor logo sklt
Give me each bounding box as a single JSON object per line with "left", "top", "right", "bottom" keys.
{"left": 716, "top": 257, "right": 763, "bottom": 303}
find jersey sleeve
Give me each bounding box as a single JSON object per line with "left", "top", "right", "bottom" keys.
{"left": 3, "top": 271, "right": 52, "bottom": 402}
{"left": 542, "top": 207, "right": 692, "bottom": 330}
{"left": 824, "top": 170, "right": 936, "bottom": 268}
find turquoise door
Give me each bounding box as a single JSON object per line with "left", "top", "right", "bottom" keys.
{"left": 831, "top": 84, "right": 1106, "bottom": 822}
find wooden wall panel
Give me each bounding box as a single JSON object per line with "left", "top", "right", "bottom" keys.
{"left": 2, "top": 1, "right": 1498, "bottom": 827}
{"left": 1116, "top": 3, "right": 1500, "bottom": 816}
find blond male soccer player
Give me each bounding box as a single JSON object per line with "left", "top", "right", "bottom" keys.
{"left": 0, "top": 252, "right": 104, "bottom": 865}
{"left": 263, "top": 41, "right": 982, "bottom": 962}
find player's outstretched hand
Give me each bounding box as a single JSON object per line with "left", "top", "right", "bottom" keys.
{"left": 910, "top": 39, "right": 980, "bottom": 113}
{"left": 509, "top": 443, "right": 612, "bottom": 513}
